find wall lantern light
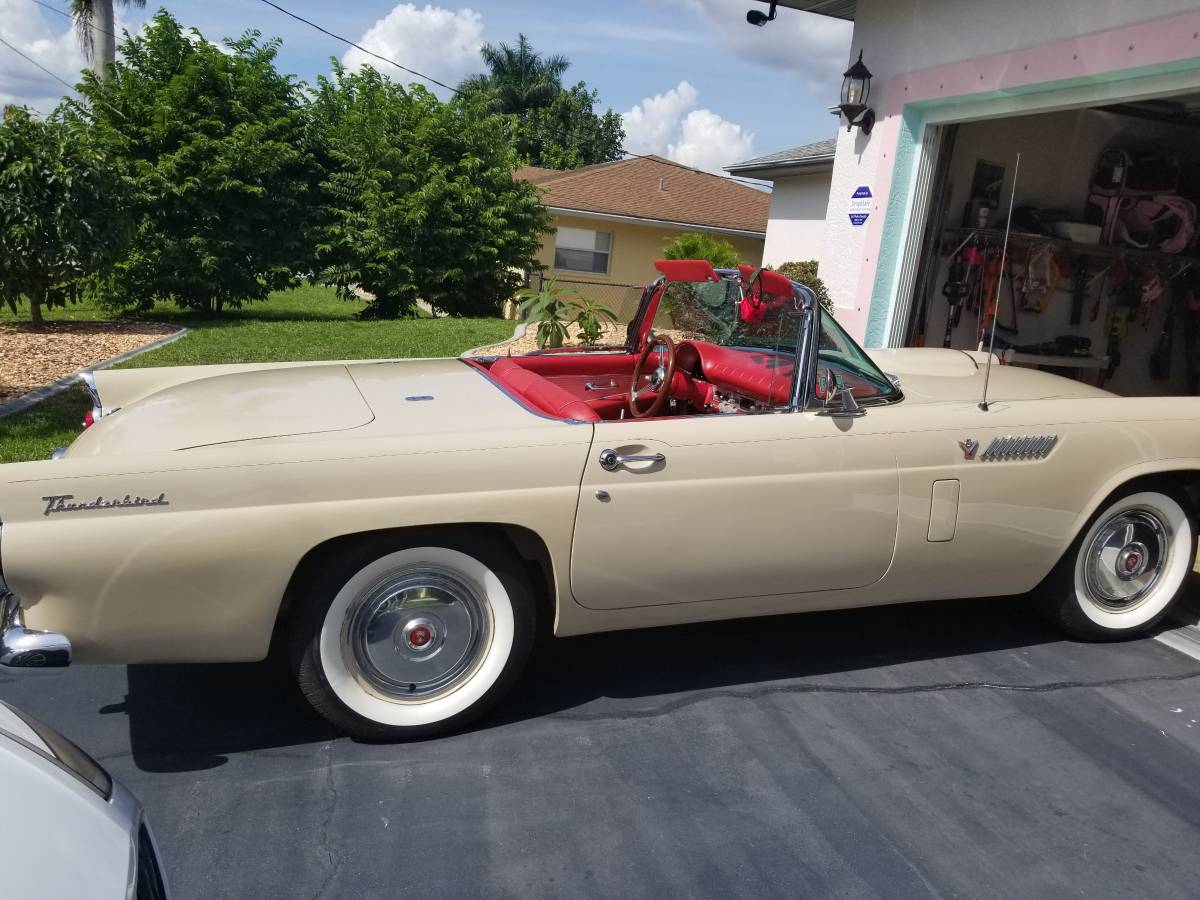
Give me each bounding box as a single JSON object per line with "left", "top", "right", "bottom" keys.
{"left": 837, "top": 50, "right": 875, "bottom": 135}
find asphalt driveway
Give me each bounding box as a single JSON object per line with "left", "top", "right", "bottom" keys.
{"left": 4, "top": 596, "right": 1200, "bottom": 899}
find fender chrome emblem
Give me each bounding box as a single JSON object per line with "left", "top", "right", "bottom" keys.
{"left": 958, "top": 439, "right": 979, "bottom": 460}
{"left": 41, "top": 493, "right": 169, "bottom": 517}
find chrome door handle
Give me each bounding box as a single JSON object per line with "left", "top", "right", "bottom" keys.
{"left": 585, "top": 380, "right": 618, "bottom": 391}
{"left": 598, "top": 449, "right": 665, "bottom": 471}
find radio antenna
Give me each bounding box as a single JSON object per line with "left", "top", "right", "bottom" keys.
{"left": 978, "top": 151, "right": 1020, "bottom": 412}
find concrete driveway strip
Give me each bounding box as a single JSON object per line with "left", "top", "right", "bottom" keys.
{"left": 3, "top": 596, "right": 1200, "bottom": 899}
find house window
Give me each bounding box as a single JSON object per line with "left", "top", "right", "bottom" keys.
{"left": 554, "top": 227, "right": 611, "bottom": 274}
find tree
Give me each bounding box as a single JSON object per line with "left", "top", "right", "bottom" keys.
{"left": 519, "top": 83, "right": 623, "bottom": 169}
{"left": 74, "top": 12, "right": 322, "bottom": 314}
{"left": 0, "top": 108, "right": 128, "bottom": 325}
{"left": 662, "top": 232, "right": 740, "bottom": 268}
{"left": 458, "top": 35, "right": 623, "bottom": 168}
{"left": 459, "top": 34, "right": 568, "bottom": 115}
{"left": 313, "top": 65, "right": 550, "bottom": 318}
{"left": 69, "top": 0, "right": 146, "bottom": 76}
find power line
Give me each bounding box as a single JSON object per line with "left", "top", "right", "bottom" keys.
{"left": 255, "top": 0, "right": 773, "bottom": 190}
{"left": 0, "top": 34, "right": 78, "bottom": 94}
{"left": 0, "top": 34, "right": 128, "bottom": 121}
{"left": 30, "top": 0, "right": 121, "bottom": 40}
{"left": 256, "top": 0, "right": 460, "bottom": 93}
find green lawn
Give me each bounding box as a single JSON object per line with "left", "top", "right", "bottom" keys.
{"left": 0, "top": 285, "right": 513, "bottom": 463}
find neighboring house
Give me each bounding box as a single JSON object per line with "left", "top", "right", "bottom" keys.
{"left": 515, "top": 156, "right": 768, "bottom": 291}
{"left": 775, "top": 0, "right": 1200, "bottom": 400}
{"left": 725, "top": 138, "right": 835, "bottom": 267}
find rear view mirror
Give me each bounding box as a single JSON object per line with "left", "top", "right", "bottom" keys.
{"left": 815, "top": 367, "right": 836, "bottom": 402}
{"left": 816, "top": 367, "right": 866, "bottom": 418}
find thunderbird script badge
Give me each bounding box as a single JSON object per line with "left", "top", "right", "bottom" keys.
{"left": 42, "top": 493, "right": 170, "bottom": 517}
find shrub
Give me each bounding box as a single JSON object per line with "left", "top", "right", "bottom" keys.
{"left": 662, "top": 232, "right": 739, "bottom": 268}
{"left": 772, "top": 260, "right": 833, "bottom": 313}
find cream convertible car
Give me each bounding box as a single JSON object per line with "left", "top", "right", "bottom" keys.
{"left": 2, "top": 260, "right": 1198, "bottom": 739}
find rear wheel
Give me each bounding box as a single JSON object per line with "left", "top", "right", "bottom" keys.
{"left": 1037, "top": 488, "right": 1194, "bottom": 640}
{"left": 290, "top": 535, "right": 536, "bottom": 740}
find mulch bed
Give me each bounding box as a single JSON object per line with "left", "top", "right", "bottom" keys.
{"left": 0, "top": 321, "right": 177, "bottom": 405}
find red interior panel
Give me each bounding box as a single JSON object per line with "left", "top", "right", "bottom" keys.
{"left": 486, "top": 358, "right": 601, "bottom": 421}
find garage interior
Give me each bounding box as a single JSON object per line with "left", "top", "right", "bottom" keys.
{"left": 902, "top": 91, "right": 1200, "bottom": 397}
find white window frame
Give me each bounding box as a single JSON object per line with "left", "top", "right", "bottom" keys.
{"left": 553, "top": 226, "right": 612, "bottom": 275}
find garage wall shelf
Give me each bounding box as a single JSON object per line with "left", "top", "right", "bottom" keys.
{"left": 943, "top": 227, "right": 1200, "bottom": 269}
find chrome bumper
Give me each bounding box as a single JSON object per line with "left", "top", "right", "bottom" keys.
{"left": 0, "top": 591, "right": 71, "bottom": 673}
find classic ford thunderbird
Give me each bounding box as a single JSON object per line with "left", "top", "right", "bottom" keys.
{"left": 2, "top": 260, "right": 1198, "bottom": 739}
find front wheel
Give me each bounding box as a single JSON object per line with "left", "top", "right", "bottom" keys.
{"left": 1037, "top": 488, "right": 1195, "bottom": 640}
{"left": 289, "top": 536, "right": 536, "bottom": 740}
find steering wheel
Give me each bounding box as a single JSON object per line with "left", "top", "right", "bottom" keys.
{"left": 629, "top": 333, "right": 676, "bottom": 418}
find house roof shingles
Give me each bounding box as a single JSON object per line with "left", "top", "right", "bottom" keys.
{"left": 725, "top": 138, "right": 837, "bottom": 174}
{"left": 515, "top": 155, "right": 769, "bottom": 235}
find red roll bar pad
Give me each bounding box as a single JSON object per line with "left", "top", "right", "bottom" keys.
{"left": 653, "top": 259, "right": 720, "bottom": 283}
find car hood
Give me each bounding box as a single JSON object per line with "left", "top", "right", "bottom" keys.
{"left": 868, "top": 348, "right": 1115, "bottom": 404}
{"left": 68, "top": 364, "right": 375, "bottom": 455}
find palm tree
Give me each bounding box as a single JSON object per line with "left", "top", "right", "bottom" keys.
{"left": 69, "top": 0, "right": 145, "bottom": 77}
{"left": 459, "top": 34, "right": 569, "bottom": 115}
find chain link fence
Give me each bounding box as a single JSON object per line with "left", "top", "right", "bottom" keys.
{"left": 520, "top": 272, "right": 646, "bottom": 323}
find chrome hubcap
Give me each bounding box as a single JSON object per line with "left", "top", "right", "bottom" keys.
{"left": 342, "top": 566, "right": 491, "bottom": 701}
{"left": 1083, "top": 510, "right": 1169, "bottom": 610}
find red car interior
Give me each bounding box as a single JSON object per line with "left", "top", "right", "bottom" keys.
{"left": 470, "top": 339, "right": 796, "bottom": 422}
{"left": 467, "top": 260, "right": 809, "bottom": 422}
{"left": 676, "top": 341, "right": 795, "bottom": 407}
{"left": 486, "top": 358, "right": 602, "bottom": 421}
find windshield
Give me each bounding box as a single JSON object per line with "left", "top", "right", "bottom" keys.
{"left": 640, "top": 275, "right": 803, "bottom": 356}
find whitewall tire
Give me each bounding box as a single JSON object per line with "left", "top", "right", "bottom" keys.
{"left": 290, "top": 534, "right": 536, "bottom": 740}
{"left": 1039, "top": 488, "right": 1195, "bottom": 640}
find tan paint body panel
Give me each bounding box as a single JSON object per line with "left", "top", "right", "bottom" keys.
{"left": 572, "top": 413, "right": 898, "bottom": 608}
{"left": 2, "top": 349, "right": 1200, "bottom": 660}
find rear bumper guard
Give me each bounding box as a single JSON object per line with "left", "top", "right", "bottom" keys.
{"left": 0, "top": 591, "right": 71, "bottom": 673}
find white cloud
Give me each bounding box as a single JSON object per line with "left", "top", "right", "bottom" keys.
{"left": 0, "top": 0, "right": 88, "bottom": 113}
{"left": 671, "top": 108, "right": 754, "bottom": 173}
{"left": 622, "top": 80, "right": 753, "bottom": 175}
{"left": 668, "top": 0, "right": 852, "bottom": 93}
{"left": 342, "top": 4, "right": 484, "bottom": 97}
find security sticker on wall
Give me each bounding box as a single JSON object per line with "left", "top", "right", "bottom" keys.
{"left": 848, "top": 185, "right": 872, "bottom": 226}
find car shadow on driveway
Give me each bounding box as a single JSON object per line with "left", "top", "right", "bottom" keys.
{"left": 116, "top": 595, "right": 1066, "bottom": 772}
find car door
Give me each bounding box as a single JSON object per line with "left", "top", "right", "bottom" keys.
{"left": 570, "top": 409, "right": 899, "bottom": 610}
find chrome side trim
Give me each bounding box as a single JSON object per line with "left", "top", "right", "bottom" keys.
{"left": 979, "top": 434, "right": 1058, "bottom": 462}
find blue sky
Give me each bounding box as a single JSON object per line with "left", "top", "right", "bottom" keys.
{"left": 0, "top": 0, "right": 853, "bottom": 172}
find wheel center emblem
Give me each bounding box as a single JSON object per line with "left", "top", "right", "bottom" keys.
{"left": 402, "top": 619, "right": 437, "bottom": 651}
{"left": 1115, "top": 543, "right": 1150, "bottom": 581}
